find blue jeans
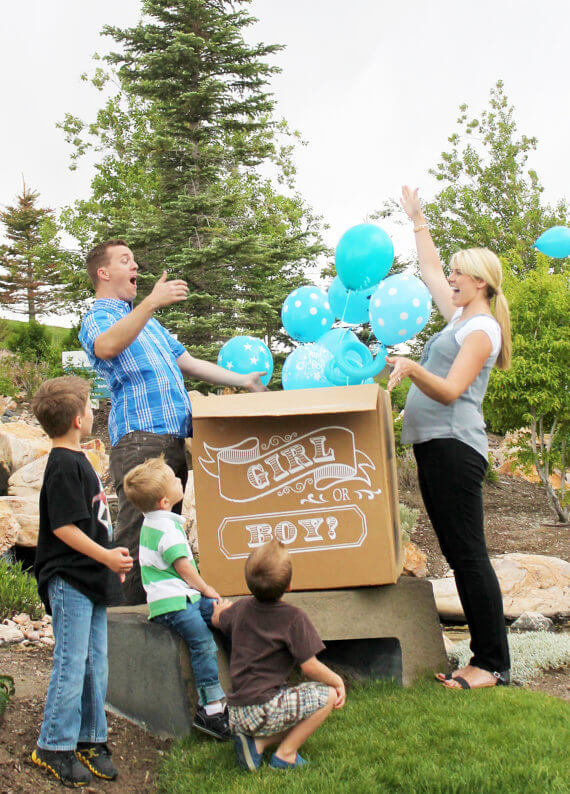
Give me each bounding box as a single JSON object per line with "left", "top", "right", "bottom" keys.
{"left": 153, "top": 597, "right": 224, "bottom": 705}
{"left": 38, "top": 577, "right": 108, "bottom": 751}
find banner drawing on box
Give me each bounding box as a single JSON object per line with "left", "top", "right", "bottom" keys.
{"left": 218, "top": 505, "right": 367, "bottom": 559}
{"left": 198, "top": 425, "right": 376, "bottom": 503}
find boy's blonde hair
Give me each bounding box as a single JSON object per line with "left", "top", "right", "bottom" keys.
{"left": 123, "top": 455, "right": 173, "bottom": 513}
{"left": 245, "top": 539, "right": 292, "bottom": 602}
{"left": 32, "top": 376, "right": 91, "bottom": 439}
{"left": 450, "top": 247, "right": 512, "bottom": 370}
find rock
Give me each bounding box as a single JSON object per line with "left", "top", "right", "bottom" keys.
{"left": 39, "top": 637, "right": 55, "bottom": 647}
{"left": 442, "top": 632, "right": 456, "bottom": 654}
{"left": 22, "top": 629, "right": 40, "bottom": 641}
{"left": 0, "top": 421, "right": 50, "bottom": 476}
{"left": 431, "top": 553, "right": 570, "bottom": 620}
{"left": 11, "top": 613, "right": 30, "bottom": 625}
{"left": 7, "top": 453, "right": 48, "bottom": 498}
{"left": 0, "top": 496, "right": 39, "bottom": 546}
{"left": 402, "top": 540, "right": 428, "bottom": 578}
{"left": 81, "top": 438, "right": 109, "bottom": 480}
{"left": 0, "top": 499, "right": 20, "bottom": 555}
{"left": 0, "top": 624, "right": 24, "bottom": 644}
{"left": 510, "top": 611, "right": 554, "bottom": 631}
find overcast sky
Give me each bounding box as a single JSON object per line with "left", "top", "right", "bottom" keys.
{"left": 1, "top": 0, "right": 569, "bottom": 324}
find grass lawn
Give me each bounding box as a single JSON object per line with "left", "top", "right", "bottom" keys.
{"left": 157, "top": 678, "right": 568, "bottom": 794}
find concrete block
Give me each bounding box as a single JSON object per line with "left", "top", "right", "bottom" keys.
{"left": 106, "top": 605, "right": 230, "bottom": 737}
{"left": 106, "top": 577, "right": 445, "bottom": 737}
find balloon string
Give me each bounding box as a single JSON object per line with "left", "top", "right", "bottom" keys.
{"left": 338, "top": 291, "right": 352, "bottom": 385}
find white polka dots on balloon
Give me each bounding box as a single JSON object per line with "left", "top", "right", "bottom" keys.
{"left": 369, "top": 273, "right": 432, "bottom": 346}
{"left": 281, "top": 285, "right": 335, "bottom": 342}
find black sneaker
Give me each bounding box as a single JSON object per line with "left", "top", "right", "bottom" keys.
{"left": 31, "top": 747, "right": 92, "bottom": 788}
{"left": 193, "top": 705, "right": 231, "bottom": 741}
{"left": 75, "top": 742, "right": 118, "bottom": 780}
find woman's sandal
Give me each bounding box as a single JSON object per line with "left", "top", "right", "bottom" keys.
{"left": 442, "top": 671, "right": 510, "bottom": 690}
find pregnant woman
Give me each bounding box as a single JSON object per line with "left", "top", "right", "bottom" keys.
{"left": 387, "top": 186, "right": 511, "bottom": 689}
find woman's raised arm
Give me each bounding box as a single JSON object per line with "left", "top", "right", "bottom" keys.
{"left": 400, "top": 186, "right": 455, "bottom": 322}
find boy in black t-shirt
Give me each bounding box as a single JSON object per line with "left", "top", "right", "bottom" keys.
{"left": 30, "top": 376, "right": 133, "bottom": 788}
{"left": 212, "top": 539, "right": 345, "bottom": 772}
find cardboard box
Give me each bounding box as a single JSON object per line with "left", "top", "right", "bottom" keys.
{"left": 191, "top": 384, "right": 402, "bottom": 595}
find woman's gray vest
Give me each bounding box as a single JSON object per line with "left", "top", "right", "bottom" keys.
{"left": 401, "top": 315, "right": 498, "bottom": 460}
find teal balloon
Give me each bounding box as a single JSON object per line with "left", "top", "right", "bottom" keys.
{"left": 281, "top": 344, "right": 335, "bottom": 390}
{"left": 327, "top": 276, "right": 374, "bottom": 325}
{"left": 317, "top": 328, "right": 373, "bottom": 385}
{"left": 335, "top": 223, "right": 394, "bottom": 290}
{"left": 281, "top": 286, "right": 334, "bottom": 343}
{"left": 369, "top": 274, "right": 432, "bottom": 346}
{"left": 334, "top": 337, "right": 387, "bottom": 381}
{"left": 217, "top": 335, "right": 273, "bottom": 386}
{"left": 534, "top": 226, "right": 570, "bottom": 258}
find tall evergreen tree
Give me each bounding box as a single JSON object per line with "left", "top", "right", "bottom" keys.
{"left": 0, "top": 184, "right": 66, "bottom": 322}
{"left": 60, "top": 0, "right": 325, "bottom": 371}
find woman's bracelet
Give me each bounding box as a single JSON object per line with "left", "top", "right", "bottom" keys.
{"left": 413, "top": 223, "right": 429, "bottom": 233}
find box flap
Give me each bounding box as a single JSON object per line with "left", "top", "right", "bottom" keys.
{"left": 191, "top": 383, "right": 381, "bottom": 419}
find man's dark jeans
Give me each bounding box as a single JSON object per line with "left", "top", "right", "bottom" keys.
{"left": 109, "top": 431, "right": 188, "bottom": 606}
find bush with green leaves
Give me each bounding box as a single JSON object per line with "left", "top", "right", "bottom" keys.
{"left": 0, "top": 675, "right": 15, "bottom": 725}
{"left": 6, "top": 320, "right": 52, "bottom": 363}
{"left": 0, "top": 558, "right": 43, "bottom": 621}
{"left": 399, "top": 503, "right": 419, "bottom": 543}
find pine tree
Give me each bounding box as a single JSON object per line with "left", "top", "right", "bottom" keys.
{"left": 60, "top": 0, "right": 325, "bottom": 373}
{"left": 0, "top": 184, "right": 65, "bottom": 322}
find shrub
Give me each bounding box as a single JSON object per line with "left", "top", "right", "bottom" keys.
{"left": 6, "top": 321, "right": 51, "bottom": 363}
{"left": 0, "top": 558, "right": 43, "bottom": 621}
{"left": 0, "top": 675, "right": 15, "bottom": 725}
{"left": 399, "top": 502, "right": 419, "bottom": 543}
{"left": 449, "top": 631, "right": 570, "bottom": 685}
{"left": 485, "top": 450, "right": 499, "bottom": 484}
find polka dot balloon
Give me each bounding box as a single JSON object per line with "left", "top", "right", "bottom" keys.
{"left": 368, "top": 273, "right": 432, "bottom": 346}
{"left": 281, "top": 286, "right": 334, "bottom": 343}
{"left": 217, "top": 335, "right": 274, "bottom": 386}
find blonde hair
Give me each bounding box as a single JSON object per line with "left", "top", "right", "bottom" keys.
{"left": 123, "top": 456, "right": 172, "bottom": 513}
{"left": 245, "top": 539, "right": 292, "bottom": 602}
{"left": 32, "top": 376, "right": 91, "bottom": 438}
{"left": 449, "top": 247, "right": 511, "bottom": 369}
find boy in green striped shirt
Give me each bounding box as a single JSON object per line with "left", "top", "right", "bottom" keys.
{"left": 124, "top": 456, "right": 231, "bottom": 741}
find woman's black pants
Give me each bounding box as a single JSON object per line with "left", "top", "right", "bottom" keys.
{"left": 413, "top": 438, "right": 510, "bottom": 674}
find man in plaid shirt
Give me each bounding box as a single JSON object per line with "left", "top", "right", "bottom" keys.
{"left": 79, "top": 240, "right": 267, "bottom": 604}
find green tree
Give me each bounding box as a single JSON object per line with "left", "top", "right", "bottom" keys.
{"left": 59, "top": 0, "right": 325, "bottom": 376}
{"left": 485, "top": 260, "right": 569, "bottom": 523}
{"left": 374, "top": 81, "right": 569, "bottom": 354}
{"left": 0, "top": 184, "right": 67, "bottom": 322}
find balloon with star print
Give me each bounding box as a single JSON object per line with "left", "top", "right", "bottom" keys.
{"left": 369, "top": 273, "right": 432, "bottom": 346}
{"left": 281, "top": 285, "right": 335, "bottom": 343}
{"left": 217, "top": 335, "right": 274, "bottom": 386}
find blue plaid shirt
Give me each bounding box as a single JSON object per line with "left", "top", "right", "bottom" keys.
{"left": 79, "top": 299, "right": 193, "bottom": 446}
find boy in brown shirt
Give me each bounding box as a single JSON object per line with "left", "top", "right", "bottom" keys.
{"left": 212, "top": 539, "right": 345, "bottom": 771}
